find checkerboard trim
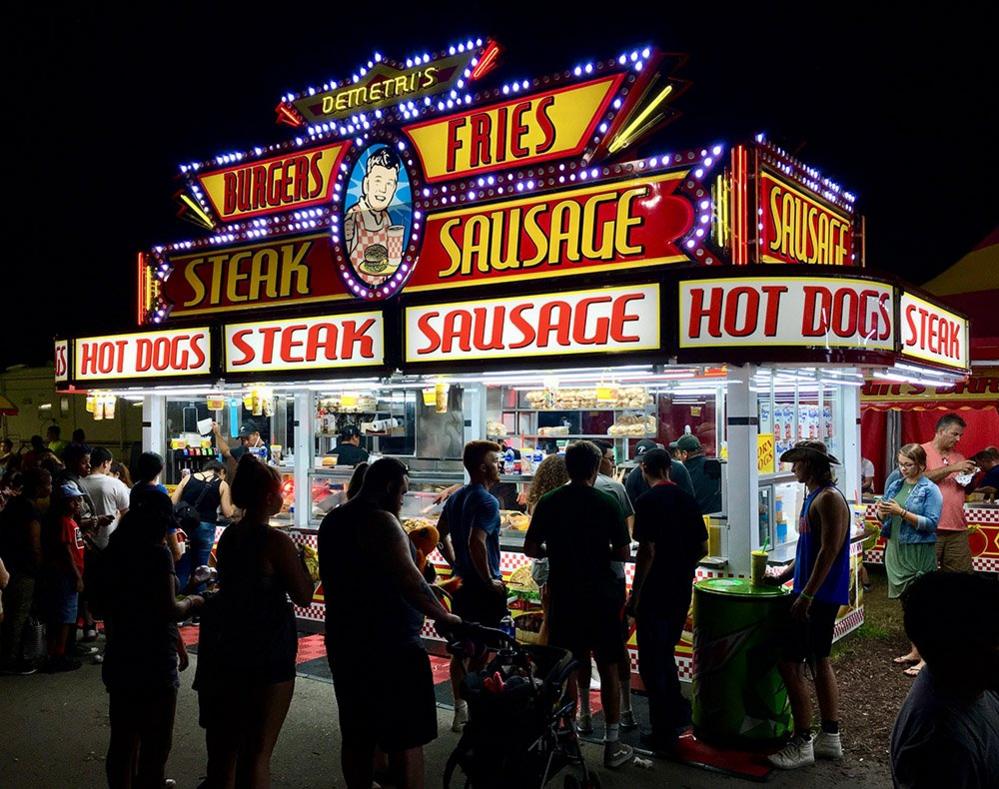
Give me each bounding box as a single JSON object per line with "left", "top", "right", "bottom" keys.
{"left": 833, "top": 607, "right": 864, "bottom": 641}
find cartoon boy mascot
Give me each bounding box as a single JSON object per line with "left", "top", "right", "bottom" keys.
{"left": 343, "top": 146, "right": 402, "bottom": 286}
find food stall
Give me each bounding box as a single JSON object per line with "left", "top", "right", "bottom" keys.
{"left": 55, "top": 38, "right": 975, "bottom": 679}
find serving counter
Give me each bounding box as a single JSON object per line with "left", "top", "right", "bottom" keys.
{"left": 862, "top": 501, "right": 999, "bottom": 573}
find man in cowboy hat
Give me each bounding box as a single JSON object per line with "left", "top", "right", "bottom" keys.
{"left": 767, "top": 440, "right": 852, "bottom": 769}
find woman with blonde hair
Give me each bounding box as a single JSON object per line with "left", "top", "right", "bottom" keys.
{"left": 526, "top": 454, "right": 570, "bottom": 647}
{"left": 877, "top": 443, "right": 942, "bottom": 677}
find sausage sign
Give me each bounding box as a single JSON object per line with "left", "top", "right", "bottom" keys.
{"left": 404, "top": 284, "right": 660, "bottom": 363}
{"left": 679, "top": 278, "right": 894, "bottom": 350}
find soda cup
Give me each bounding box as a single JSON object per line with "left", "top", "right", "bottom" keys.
{"left": 751, "top": 549, "right": 769, "bottom": 586}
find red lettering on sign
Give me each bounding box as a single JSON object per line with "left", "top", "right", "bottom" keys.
{"left": 687, "top": 287, "right": 724, "bottom": 339}
{"left": 281, "top": 323, "right": 308, "bottom": 363}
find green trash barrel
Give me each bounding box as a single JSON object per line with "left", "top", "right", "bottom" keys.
{"left": 691, "top": 578, "right": 793, "bottom": 747}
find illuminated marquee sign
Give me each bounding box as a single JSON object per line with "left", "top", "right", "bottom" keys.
{"left": 224, "top": 312, "right": 384, "bottom": 374}
{"left": 679, "top": 277, "right": 893, "bottom": 350}
{"left": 55, "top": 340, "right": 69, "bottom": 384}
{"left": 759, "top": 171, "right": 854, "bottom": 265}
{"left": 195, "top": 142, "right": 351, "bottom": 223}
{"left": 75, "top": 329, "right": 211, "bottom": 382}
{"left": 409, "top": 171, "right": 694, "bottom": 290}
{"left": 899, "top": 292, "right": 969, "bottom": 370}
{"left": 290, "top": 50, "right": 481, "bottom": 124}
{"left": 160, "top": 232, "right": 349, "bottom": 319}
{"left": 862, "top": 376, "right": 998, "bottom": 403}
{"left": 403, "top": 74, "right": 625, "bottom": 182}
{"left": 405, "top": 284, "right": 660, "bottom": 363}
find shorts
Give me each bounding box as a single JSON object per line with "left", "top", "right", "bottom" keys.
{"left": 780, "top": 595, "right": 840, "bottom": 662}
{"left": 47, "top": 574, "right": 79, "bottom": 626}
{"left": 328, "top": 643, "right": 437, "bottom": 752}
{"left": 935, "top": 530, "right": 973, "bottom": 573}
{"left": 548, "top": 597, "right": 625, "bottom": 666}
{"left": 452, "top": 581, "right": 508, "bottom": 628}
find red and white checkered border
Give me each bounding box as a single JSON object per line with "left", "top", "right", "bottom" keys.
{"left": 833, "top": 607, "right": 864, "bottom": 641}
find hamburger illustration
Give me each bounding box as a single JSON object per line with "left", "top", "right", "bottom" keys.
{"left": 358, "top": 243, "right": 393, "bottom": 276}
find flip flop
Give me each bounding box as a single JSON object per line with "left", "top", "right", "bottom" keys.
{"left": 893, "top": 656, "right": 918, "bottom": 665}
{"left": 903, "top": 665, "right": 924, "bottom": 677}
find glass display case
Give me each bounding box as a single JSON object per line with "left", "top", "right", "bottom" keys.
{"left": 758, "top": 472, "right": 804, "bottom": 563}
{"left": 304, "top": 468, "right": 533, "bottom": 545}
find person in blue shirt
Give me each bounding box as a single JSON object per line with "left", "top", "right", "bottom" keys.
{"left": 970, "top": 447, "right": 999, "bottom": 494}
{"left": 766, "top": 441, "right": 851, "bottom": 770}
{"left": 437, "top": 440, "right": 506, "bottom": 733}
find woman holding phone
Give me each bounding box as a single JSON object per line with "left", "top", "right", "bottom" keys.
{"left": 877, "top": 443, "right": 942, "bottom": 677}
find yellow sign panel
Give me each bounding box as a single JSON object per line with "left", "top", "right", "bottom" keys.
{"left": 197, "top": 142, "right": 350, "bottom": 222}
{"left": 403, "top": 74, "right": 623, "bottom": 182}
{"left": 757, "top": 433, "right": 776, "bottom": 475}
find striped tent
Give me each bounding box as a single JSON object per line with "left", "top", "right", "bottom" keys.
{"left": 922, "top": 226, "right": 999, "bottom": 362}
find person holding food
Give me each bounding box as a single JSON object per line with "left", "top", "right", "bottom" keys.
{"left": 878, "top": 443, "right": 942, "bottom": 678}
{"left": 437, "top": 440, "right": 507, "bottom": 733}
{"left": 920, "top": 413, "right": 976, "bottom": 572}
{"left": 343, "top": 146, "right": 403, "bottom": 287}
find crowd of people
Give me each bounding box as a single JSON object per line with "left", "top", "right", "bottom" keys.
{"left": 1, "top": 418, "right": 997, "bottom": 788}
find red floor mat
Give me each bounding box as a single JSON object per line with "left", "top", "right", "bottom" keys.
{"left": 674, "top": 732, "right": 774, "bottom": 781}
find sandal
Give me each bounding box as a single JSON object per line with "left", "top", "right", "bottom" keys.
{"left": 893, "top": 655, "right": 918, "bottom": 665}
{"left": 903, "top": 664, "right": 924, "bottom": 677}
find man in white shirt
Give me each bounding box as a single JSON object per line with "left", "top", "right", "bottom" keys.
{"left": 80, "top": 447, "right": 130, "bottom": 550}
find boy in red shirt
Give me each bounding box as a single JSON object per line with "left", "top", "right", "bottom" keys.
{"left": 43, "top": 481, "right": 87, "bottom": 672}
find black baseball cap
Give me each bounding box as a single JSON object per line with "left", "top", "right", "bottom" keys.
{"left": 340, "top": 425, "right": 361, "bottom": 440}
{"left": 632, "top": 438, "right": 661, "bottom": 460}
{"left": 238, "top": 421, "right": 259, "bottom": 438}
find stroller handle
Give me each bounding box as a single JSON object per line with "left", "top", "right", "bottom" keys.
{"left": 443, "top": 621, "right": 515, "bottom": 649}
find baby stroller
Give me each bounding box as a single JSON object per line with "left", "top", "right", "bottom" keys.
{"left": 443, "top": 623, "right": 601, "bottom": 789}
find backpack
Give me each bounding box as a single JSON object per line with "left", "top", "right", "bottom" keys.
{"left": 173, "top": 475, "right": 219, "bottom": 532}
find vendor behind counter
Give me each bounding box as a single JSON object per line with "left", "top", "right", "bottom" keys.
{"left": 334, "top": 425, "right": 370, "bottom": 467}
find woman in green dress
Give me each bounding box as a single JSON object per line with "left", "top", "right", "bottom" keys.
{"left": 876, "top": 443, "right": 943, "bottom": 677}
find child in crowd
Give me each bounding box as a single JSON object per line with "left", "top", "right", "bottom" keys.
{"left": 42, "top": 482, "right": 87, "bottom": 672}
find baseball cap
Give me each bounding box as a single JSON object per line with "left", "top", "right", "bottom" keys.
{"left": 632, "top": 438, "right": 661, "bottom": 460}
{"left": 238, "top": 421, "right": 258, "bottom": 438}
{"left": 340, "top": 425, "right": 361, "bottom": 440}
{"left": 59, "top": 481, "right": 85, "bottom": 499}
{"left": 676, "top": 434, "right": 703, "bottom": 453}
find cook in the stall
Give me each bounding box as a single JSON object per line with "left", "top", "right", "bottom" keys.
{"left": 334, "top": 425, "right": 370, "bottom": 467}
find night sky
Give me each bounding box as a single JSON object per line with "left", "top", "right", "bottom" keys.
{"left": 6, "top": 2, "right": 996, "bottom": 368}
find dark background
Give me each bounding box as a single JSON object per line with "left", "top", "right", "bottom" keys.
{"left": 5, "top": 1, "right": 996, "bottom": 367}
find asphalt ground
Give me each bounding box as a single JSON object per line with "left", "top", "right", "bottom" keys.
{"left": 0, "top": 648, "right": 888, "bottom": 788}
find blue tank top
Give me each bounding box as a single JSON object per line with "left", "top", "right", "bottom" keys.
{"left": 793, "top": 483, "right": 851, "bottom": 605}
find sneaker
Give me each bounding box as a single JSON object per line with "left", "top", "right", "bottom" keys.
{"left": 73, "top": 645, "right": 99, "bottom": 657}
{"left": 0, "top": 661, "right": 38, "bottom": 676}
{"left": 92, "top": 653, "right": 104, "bottom": 665}
{"left": 620, "top": 709, "right": 639, "bottom": 731}
{"left": 81, "top": 629, "right": 99, "bottom": 642}
{"left": 768, "top": 733, "right": 815, "bottom": 769}
{"left": 576, "top": 712, "right": 594, "bottom": 735}
{"left": 451, "top": 703, "right": 469, "bottom": 733}
{"left": 604, "top": 740, "right": 634, "bottom": 769}
{"left": 813, "top": 730, "right": 843, "bottom": 760}
{"left": 43, "top": 656, "right": 83, "bottom": 673}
